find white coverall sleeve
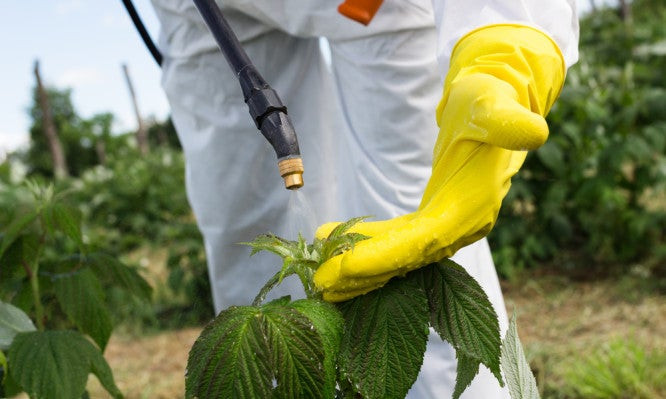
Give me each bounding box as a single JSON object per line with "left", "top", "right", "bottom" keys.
{"left": 431, "top": 0, "right": 579, "bottom": 72}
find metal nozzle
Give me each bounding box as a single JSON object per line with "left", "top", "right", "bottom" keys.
{"left": 278, "top": 158, "right": 304, "bottom": 190}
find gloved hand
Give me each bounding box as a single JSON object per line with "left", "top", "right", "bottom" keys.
{"left": 314, "top": 24, "right": 565, "bottom": 302}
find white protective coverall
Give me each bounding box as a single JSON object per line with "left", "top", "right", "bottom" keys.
{"left": 150, "top": 1, "right": 579, "bottom": 397}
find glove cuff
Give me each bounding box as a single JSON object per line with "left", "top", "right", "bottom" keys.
{"left": 444, "top": 24, "right": 566, "bottom": 117}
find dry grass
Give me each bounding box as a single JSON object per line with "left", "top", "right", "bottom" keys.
{"left": 86, "top": 328, "right": 201, "bottom": 398}
{"left": 79, "top": 271, "right": 665, "bottom": 399}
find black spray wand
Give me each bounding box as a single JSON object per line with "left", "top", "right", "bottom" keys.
{"left": 122, "top": 0, "right": 304, "bottom": 189}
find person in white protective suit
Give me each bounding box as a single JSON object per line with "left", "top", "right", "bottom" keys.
{"left": 150, "top": 0, "right": 579, "bottom": 397}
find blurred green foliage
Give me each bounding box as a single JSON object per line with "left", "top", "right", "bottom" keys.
{"left": 69, "top": 146, "right": 214, "bottom": 327}
{"left": 3, "top": 113, "right": 213, "bottom": 329}
{"left": 26, "top": 86, "right": 99, "bottom": 178}
{"left": 9, "top": 74, "right": 213, "bottom": 327}
{"left": 490, "top": 0, "right": 666, "bottom": 277}
{"left": 0, "top": 181, "right": 152, "bottom": 398}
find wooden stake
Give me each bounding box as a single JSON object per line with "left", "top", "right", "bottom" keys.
{"left": 34, "top": 60, "right": 69, "bottom": 179}
{"left": 122, "top": 63, "right": 149, "bottom": 154}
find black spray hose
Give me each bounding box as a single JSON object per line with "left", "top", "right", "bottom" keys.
{"left": 121, "top": 0, "right": 163, "bottom": 66}
{"left": 121, "top": 0, "right": 304, "bottom": 189}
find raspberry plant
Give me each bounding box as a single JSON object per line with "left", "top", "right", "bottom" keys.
{"left": 186, "top": 218, "right": 539, "bottom": 398}
{"left": 0, "top": 181, "right": 152, "bottom": 399}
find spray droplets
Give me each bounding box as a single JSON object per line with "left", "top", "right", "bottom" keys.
{"left": 285, "top": 190, "right": 318, "bottom": 241}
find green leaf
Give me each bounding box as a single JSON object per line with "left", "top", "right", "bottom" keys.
{"left": 325, "top": 216, "right": 370, "bottom": 240}
{"left": 418, "top": 260, "right": 503, "bottom": 383}
{"left": 9, "top": 330, "right": 122, "bottom": 399}
{"left": 242, "top": 234, "right": 300, "bottom": 259}
{"left": 0, "top": 209, "right": 39, "bottom": 260}
{"left": 244, "top": 234, "right": 325, "bottom": 302}
{"left": 319, "top": 216, "right": 370, "bottom": 262}
{"left": 0, "top": 234, "right": 40, "bottom": 281}
{"left": 45, "top": 203, "right": 84, "bottom": 251}
{"left": 290, "top": 299, "right": 344, "bottom": 398}
{"left": 319, "top": 232, "right": 370, "bottom": 263}
{"left": 186, "top": 298, "right": 328, "bottom": 399}
{"left": 536, "top": 141, "right": 565, "bottom": 176}
{"left": 186, "top": 306, "right": 271, "bottom": 399}
{"left": 0, "top": 301, "right": 36, "bottom": 350}
{"left": 501, "top": 314, "right": 540, "bottom": 399}
{"left": 264, "top": 300, "right": 328, "bottom": 399}
{"left": 452, "top": 353, "right": 481, "bottom": 399}
{"left": 54, "top": 268, "right": 113, "bottom": 350}
{"left": 337, "top": 275, "right": 429, "bottom": 399}
{"left": 87, "top": 253, "right": 152, "bottom": 302}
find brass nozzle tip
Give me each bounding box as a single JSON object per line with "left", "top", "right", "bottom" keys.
{"left": 278, "top": 158, "right": 304, "bottom": 190}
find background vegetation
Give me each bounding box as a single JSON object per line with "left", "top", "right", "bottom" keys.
{"left": 490, "top": 0, "right": 666, "bottom": 283}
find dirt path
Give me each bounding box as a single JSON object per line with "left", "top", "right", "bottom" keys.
{"left": 87, "top": 328, "right": 200, "bottom": 398}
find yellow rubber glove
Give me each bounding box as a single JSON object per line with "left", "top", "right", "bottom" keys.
{"left": 314, "top": 24, "right": 565, "bottom": 302}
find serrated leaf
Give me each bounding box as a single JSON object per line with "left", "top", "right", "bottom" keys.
{"left": 0, "top": 209, "right": 38, "bottom": 259}
{"left": 319, "top": 216, "right": 370, "bottom": 263}
{"left": 319, "top": 232, "right": 370, "bottom": 263}
{"left": 54, "top": 268, "right": 113, "bottom": 350}
{"left": 325, "top": 216, "right": 369, "bottom": 240}
{"left": 418, "top": 260, "right": 503, "bottom": 383}
{"left": 0, "top": 301, "right": 36, "bottom": 350}
{"left": 186, "top": 305, "right": 270, "bottom": 398}
{"left": 264, "top": 301, "right": 327, "bottom": 399}
{"left": 87, "top": 253, "right": 152, "bottom": 302}
{"left": 9, "top": 330, "right": 122, "bottom": 399}
{"left": 290, "top": 299, "right": 344, "bottom": 398}
{"left": 186, "top": 299, "right": 328, "bottom": 399}
{"left": 501, "top": 314, "right": 540, "bottom": 399}
{"left": 242, "top": 234, "right": 299, "bottom": 259}
{"left": 337, "top": 276, "right": 429, "bottom": 399}
{"left": 452, "top": 352, "right": 481, "bottom": 399}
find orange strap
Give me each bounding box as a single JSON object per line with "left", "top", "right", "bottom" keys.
{"left": 338, "top": 0, "right": 384, "bottom": 25}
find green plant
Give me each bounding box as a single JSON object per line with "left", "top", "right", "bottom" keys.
{"left": 162, "top": 221, "right": 214, "bottom": 326}
{"left": 72, "top": 147, "right": 191, "bottom": 252}
{"left": 186, "top": 218, "right": 539, "bottom": 399}
{"left": 0, "top": 181, "right": 152, "bottom": 398}
{"left": 563, "top": 338, "right": 666, "bottom": 399}
{"left": 490, "top": 0, "right": 666, "bottom": 277}
{"left": 70, "top": 147, "right": 214, "bottom": 326}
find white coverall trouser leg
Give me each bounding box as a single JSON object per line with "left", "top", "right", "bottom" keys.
{"left": 150, "top": 0, "right": 582, "bottom": 396}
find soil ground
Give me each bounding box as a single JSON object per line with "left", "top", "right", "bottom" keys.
{"left": 80, "top": 270, "right": 665, "bottom": 398}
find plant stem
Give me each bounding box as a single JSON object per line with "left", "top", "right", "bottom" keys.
{"left": 252, "top": 271, "right": 282, "bottom": 306}
{"left": 28, "top": 260, "right": 45, "bottom": 331}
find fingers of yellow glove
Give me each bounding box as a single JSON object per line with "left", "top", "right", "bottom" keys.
{"left": 322, "top": 281, "right": 387, "bottom": 302}
{"left": 335, "top": 218, "right": 462, "bottom": 279}
{"left": 443, "top": 74, "right": 549, "bottom": 151}
{"left": 313, "top": 254, "right": 343, "bottom": 289}
{"left": 314, "top": 254, "right": 396, "bottom": 290}
{"left": 448, "top": 24, "right": 566, "bottom": 116}
{"left": 314, "top": 214, "right": 414, "bottom": 240}
{"left": 323, "top": 290, "right": 365, "bottom": 303}
{"left": 471, "top": 87, "right": 549, "bottom": 151}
